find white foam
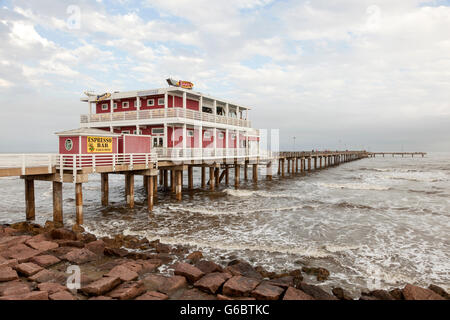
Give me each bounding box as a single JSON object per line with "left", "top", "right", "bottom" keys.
{"left": 318, "top": 182, "right": 391, "bottom": 191}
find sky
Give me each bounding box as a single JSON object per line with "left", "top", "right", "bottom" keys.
{"left": 0, "top": 0, "right": 449, "bottom": 152}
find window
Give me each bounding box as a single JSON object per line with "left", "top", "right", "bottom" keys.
{"left": 122, "top": 130, "right": 130, "bottom": 134}
{"left": 133, "top": 130, "right": 142, "bottom": 135}
{"left": 113, "top": 103, "right": 118, "bottom": 110}
{"left": 204, "top": 131, "right": 211, "bottom": 139}
{"left": 187, "top": 130, "right": 194, "bottom": 137}
{"left": 158, "top": 98, "right": 165, "bottom": 106}
{"left": 101, "top": 104, "right": 108, "bottom": 111}
{"left": 231, "top": 134, "right": 236, "bottom": 140}
{"left": 152, "top": 128, "right": 164, "bottom": 135}
{"left": 218, "top": 132, "right": 224, "bottom": 139}
{"left": 122, "top": 102, "right": 129, "bottom": 109}
{"left": 147, "top": 99, "right": 154, "bottom": 107}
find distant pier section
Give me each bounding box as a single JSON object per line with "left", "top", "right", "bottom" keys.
{"left": 368, "top": 152, "right": 427, "bottom": 158}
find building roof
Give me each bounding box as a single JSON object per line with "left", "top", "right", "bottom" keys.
{"left": 55, "top": 128, "right": 121, "bottom": 137}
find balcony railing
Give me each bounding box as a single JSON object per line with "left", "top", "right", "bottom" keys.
{"left": 154, "top": 148, "right": 268, "bottom": 160}
{"left": 80, "top": 108, "right": 251, "bottom": 128}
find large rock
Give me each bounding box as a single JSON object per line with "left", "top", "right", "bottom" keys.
{"left": 195, "top": 260, "right": 223, "bottom": 274}
{"left": 283, "top": 287, "right": 314, "bottom": 300}
{"left": 222, "top": 276, "right": 261, "bottom": 297}
{"left": 14, "top": 262, "right": 43, "bottom": 277}
{"left": 301, "top": 267, "right": 330, "bottom": 281}
{"left": 38, "top": 282, "right": 69, "bottom": 295}
{"left": 107, "top": 281, "right": 146, "bottom": 300}
{"left": 0, "top": 291, "right": 48, "bottom": 300}
{"left": 158, "top": 276, "right": 188, "bottom": 295}
{"left": 104, "top": 247, "right": 129, "bottom": 258}
{"left": 106, "top": 265, "right": 139, "bottom": 282}
{"left": 174, "top": 262, "right": 205, "bottom": 283}
{"left": 25, "top": 239, "right": 59, "bottom": 252}
{"left": 267, "top": 276, "right": 295, "bottom": 289}
{"left": 194, "top": 272, "right": 232, "bottom": 294}
{"left": 389, "top": 288, "right": 404, "bottom": 300}
{"left": 135, "top": 291, "right": 168, "bottom": 300}
{"left": 369, "top": 290, "right": 395, "bottom": 300}
{"left": 252, "top": 282, "right": 285, "bottom": 300}
{"left": 0, "top": 267, "right": 19, "bottom": 282}
{"left": 85, "top": 240, "right": 106, "bottom": 255}
{"left": 49, "top": 291, "right": 77, "bottom": 300}
{"left": 50, "top": 228, "right": 77, "bottom": 241}
{"left": 143, "top": 274, "right": 167, "bottom": 292}
{"left": 332, "top": 287, "right": 353, "bottom": 300}
{"left": 402, "top": 284, "right": 445, "bottom": 300}
{"left": 81, "top": 276, "right": 121, "bottom": 296}
{"left": 55, "top": 240, "right": 85, "bottom": 248}
{"left": 177, "top": 288, "right": 217, "bottom": 300}
{"left": 4, "top": 243, "right": 41, "bottom": 263}
{"left": 64, "top": 248, "right": 98, "bottom": 264}
{"left": 0, "top": 280, "right": 31, "bottom": 296}
{"left": 225, "top": 261, "right": 262, "bottom": 280}
{"left": 186, "top": 251, "right": 203, "bottom": 263}
{"left": 428, "top": 284, "right": 449, "bottom": 300}
{"left": 31, "top": 255, "right": 61, "bottom": 268}
{"left": 297, "top": 282, "right": 337, "bottom": 300}
{"left": 28, "top": 269, "right": 66, "bottom": 284}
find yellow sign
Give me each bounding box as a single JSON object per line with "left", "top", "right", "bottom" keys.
{"left": 87, "top": 136, "right": 113, "bottom": 153}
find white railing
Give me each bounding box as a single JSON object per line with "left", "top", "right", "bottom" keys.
{"left": 153, "top": 148, "right": 267, "bottom": 160}
{"left": 0, "top": 154, "right": 57, "bottom": 175}
{"left": 81, "top": 108, "right": 252, "bottom": 128}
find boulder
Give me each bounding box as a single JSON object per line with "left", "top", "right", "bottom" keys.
{"left": 0, "top": 280, "right": 31, "bottom": 296}
{"left": 174, "top": 262, "right": 205, "bottom": 283}
{"left": 135, "top": 291, "right": 168, "bottom": 300}
{"left": 297, "top": 282, "right": 337, "bottom": 300}
{"left": 301, "top": 267, "right": 330, "bottom": 281}
{"left": 332, "top": 287, "right": 353, "bottom": 300}
{"left": 222, "top": 276, "right": 261, "bottom": 297}
{"left": 370, "top": 289, "right": 395, "bottom": 300}
{"left": 143, "top": 274, "right": 167, "bottom": 292}
{"left": 428, "top": 284, "right": 449, "bottom": 300}
{"left": 194, "top": 272, "right": 232, "bottom": 294}
{"left": 283, "top": 286, "right": 314, "bottom": 300}
{"left": 46, "top": 247, "right": 73, "bottom": 259}
{"left": 0, "top": 258, "right": 18, "bottom": 269}
{"left": 104, "top": 247, "right": 129, "bottom": 257}
{"left": 49, "top": 291, "right": 77, "bottom": 300}
{"left": 14, "top": 262, "right": 43, "bottom": 277}
{"left": 28, "top": 269, "right": 66, "bottom": 284}
{"left": 225, "top": 261, "right": 262, "bottom": 280}
{"left": 107, "top": 281, "right": 146, "bottom": 300}
{"left": 158, "top": 276, "right": 188, "bottom": 295}
{"left": 177, "top": 288, "right": 217, "bottom": 300}
{"left": 186, "top": 251, "right": 203, "bottom": 263}
{"left": 4, "top": 244, "right": 41, "bottom": 263}
{"left": 31, "top": 255, "right": 61, "bottom": 268}
{"left": 389, "top": 288, "right": 404, "bottom": 300}
{"left": 155, "top": 243, "right": 170, "bottom": 253}
{"left": 38, "top": 282, "right": 69, "bottom": 295}
{"left": 106, "top": 265, "right": 139, "bottom": 282}
{"left": 85, "top": 240, "right": 106, "bottom": 255}
{"left": 195, "top": 260, "right": 223, "bottom": 274}
{"left": 402, "top": 284, "right": 445, "bottom": 300}
{"left": 50, "top": 228, "right": 77, "bottom": 241}
{"left": 267, "top": 276, "right": 295, "bottom": 289}
{"left": 81, "top": 276, "right": 121, "bottom": 296}
{"left": 89, "top": 296, "right": 113, "bottom": 300}
{"left": 25, "top": 239, "right": 59, "bottom": 251}
{"left": 252, "top": 282, "right": 285, "bottom": 300}
{"left": 64, "top": 248, "right": 98, "bottom": 264}
{"left": 0, "top": 291, "right": 48, "bottom": 300}
{"left": 0, "top": 267, "right": 19, "bottom": 282}
{"left": 55, "top": 240, "right": 85, "bottom": 248}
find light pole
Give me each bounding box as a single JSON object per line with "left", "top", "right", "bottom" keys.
{"left": 293, "top": 136, "right": 296, "bottom": 151}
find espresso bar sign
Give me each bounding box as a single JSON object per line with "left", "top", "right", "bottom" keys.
{"left": 87, "top": 136, "right": 113, "bottom": 153}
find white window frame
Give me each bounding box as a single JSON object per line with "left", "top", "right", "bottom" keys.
{"left": 151, "top": 128, "right": 164, "bottom": 135}
{"left": 218, "top": 132, "right": 224, "bottom": 139}
{"left": 113, "top": 103, "right": 118, "bottom": 110}
{"left": 231, "top": 134, "right": 236, "bottom": 140}
{"left": 101, "top": 103, "right": 108, "bottom": 111}
{"left": 122, "top": 101, "right": 129, "bottom": 109}
{"left": 133, "top": 130, "right": 142, "bottom": 135}
{"left": 157, "top": 98, "right": 165, "bottom": 106}
{"left": 187, "top": 130, "right": 194, "bottom": 137}
{"left": 122, "top": 130, "right": 131, "bottom": 134}
{"left": 147, "top": 99, "right": 155, "bottom": 107}
{"left": 203, "top": 131, "right": 211, "bottom": 139}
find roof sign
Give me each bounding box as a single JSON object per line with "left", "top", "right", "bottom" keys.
{"left": 84, "top": 92, "right": 112, "bottom": 101}
{"left": 166, "top": 78, "right": 194, "bottom": 90}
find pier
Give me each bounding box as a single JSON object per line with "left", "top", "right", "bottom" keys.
{"left": 0, "top": 150, "right": 367, "bottom": 226}
{"left": 368, "top": 152, "right": 427, "bottom": 158}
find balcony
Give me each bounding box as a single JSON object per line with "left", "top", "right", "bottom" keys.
{"left": 80, "top": 108, "right": 251, "bottom": 128}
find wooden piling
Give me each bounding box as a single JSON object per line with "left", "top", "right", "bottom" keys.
{"left": 244, "top": 162, "right": 248, "bottom": 180}
{"left": 163, "top": 170, "right": 168, "bottom": 190}
{"left": 171, "top": 170, "right": 176, "bottom": 193}
{"left": 252, "top": 164, "right": 258, "bottom": 182}
{"left": 176, "top": 170, "right": 182, "bottom": 201}
{"left": 75, "top": 183, "right": 83, "bottom": 225}
{"left": 147, "top": 175, "right": 154, "bottom": 211}
{"left": 101, "top": 173, "right": 109, "bottom": 206}
{"left": 235, "top": 164, "right": 240, "bottom": 187}
{"left": 266, "top": 161, "right": 272, "bottom": 180}
{"left": 188, "top": 166, "right": 193, "bottom": 190}
{"left": 209, "top": 167, "right": 215, "bottom": 191}
{"left": 225, "top": 165, "right": 229, "bottom": 185}
{"left": 125, "top": 173, "right": 134, "bottom": 208}
{"left": 25, "top": 178, "right": 35, "bottom": 221}
{"left": 201, "top": 166, "right": 206, "bottom": 189}
{"left": 52, "top": 181, "right": 63, "bottom": 225}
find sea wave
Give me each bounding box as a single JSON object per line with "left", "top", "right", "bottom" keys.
{"left": 167, "top": 205, "right": 308, "bottom": 216}
{"left": 318, "top": 182, "right": 391, "bottom": 191}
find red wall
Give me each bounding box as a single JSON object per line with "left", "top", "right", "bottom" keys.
{"left": 122, "top": 135, "right": 151, "bottom": 154}
{"left": 59, "top": 136, "right": 80, "bottom": 154}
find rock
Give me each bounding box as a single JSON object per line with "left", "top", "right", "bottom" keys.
{"left": 85, "top": 240, "right": 106, "bottom": 255}
{"left": 217, "top": 294, "right": 256, "bottom": 301}
{"left": 143, "top": 274, "right": 167, "bottom": 292}
{"left": 297, "top": 282, "right": 337, "bottom": 300}
{"left": 55, "top": 240, "right": 85, "bottom": 248}
{"left": 0, "top": 280, "right": 31, "bottom": 296}
{"left": 0, "top": 258, "right": 18, "bottom": 269}
{"left": 370, "top": 289, "right": 395, "bottom": 300}
{"left": 104, "top": 247, "right": 129, "bottom": 257}
{"left": 78, "top": 233, "right": 97, "bottom": 244}
{"left": 50, "top": 228, "right": 77, "bottom": 241}
{"left": 159, "top": 276, "right": 188, "bottom": 295}
{"left": 225, "top": 261, "right": 263, "bottom": 280}
{"left": 64, "top": 248, "right": 98, "bottom": 264}
{"left": 81, "top": 276, "right": 121, "bottom": 296}
{"left": 120, "top": 261, "right": 143, "bottom": 274}
{"left": 0, "top": 291, "right": 49, "bottom": 300}
{"left": 254, "top": 266, "right": 275, "bottom": 279}
{"left": 194, "top": 272, "right": 232, "bottom": 294}
{"left": 31, "top": 255, "right": 61, "bottom": 268}
{"left": 155, "top": 243, "right": 170, "bottom": 253}
{"left": 106, "top": 265, "right": 139, "bottom": 282}
{"left": 72, "top": 224, "right": 85, "bottom": 233}
{"left": 283, "top": 286, "right": 315, "bottom": 300}
{"left": 252, "top": 282, "right": 285, "bottom": 300}
{"left": 428, "top": 284, "right": 449, "bottom": 299}
{"left": 4, "top": 244, "right": 41, "bottom": 263}
{"left": 25, "top": 239, "right": 59, "bottom": 251}
{"left": 137, "top": 261, "right": 158, "bottom": 274}
{"left": 195, "top": 260, "right": 223, "bottom": 274}
{"left": 28, "top": 269, "right": 66, "bottom": 284}
{"left": 14, "top": 262, "right": 43, "bottom": 277}
{"left": 46, "top": 246, "right": 73, "bottom": 259}
{"left": 108, "top": 281, "right": 146, "bottom": 300}
{"left": 44, "top": 220, "right": 63, "bottom": 231}
{"left": 186, "top": 251, "right": 203, "bottom": 263}
{"left": 174, "top": 262, "right": 205, "bottom": 283}
{"left": 402, "top": 284, "right": 445, "bottom": 300}
{"left": 136, "top": 291, "right": 168, "bottom": 300}
{"left": 177, "top": 288, "right": 217, "bottom": 300}
{"left": 267, "top": 276, "right": 295, "bottom": 289}
{"left": 389, "top": 288, "right": 404, "bottom": 300}
{"left": 49, "top": 291, "right": 77, "bottom": 300}
{"left": 332, "top": 287, "right": 353, "bottom": 300}
{"left": 0, "top": 267, "right": 19, "bottom": 282}
{"left": 38, "top": 282, "right": 69, "bottom": 294}
{"left": 301, "top": 267, "right": 330, "bottom": 281}
{"left": 359, "top": 295, "right": 379, "bottom": 300}
{"left": 222, "top": 276, "right": 260, "bottom": 297}
{"left": 89, "top": 296, "right": 113, "bottom": 300}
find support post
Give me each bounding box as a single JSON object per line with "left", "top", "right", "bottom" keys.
{"left": 125, "top": 173, "right": 134, "bottom": 208}
{"left": 244, "top": 162, "right": 248, "bottom": 180}
{"left": 201, "top": 166, "right": 206, "bottom": 189}
{"left": 214, "top": 167, "right": 220, "bottom": 186}
{"left": 171, "top": 170, "right": 176, "bottom": 193}
{"left": 163, "top": 170, "right": 168, "bottom": 190}
{"left": 209, "top": 167, "right": 215, "bottom": 191}
{"left": 52, "top": 181, "right": 63, "bottom": 225}
{"left": 266, "top": 162, "right": 272, "bottom": 180}
{"left": 225, "top": 165, "right": 229, "bottom": 185}
{"left": 281, "top": 159, "right": 285, "bottom": 177}
{"left": 25, "top": 178, "right": 35, "bottom": 221}
{"left": 75, "top": 183, "right": 83, "bottom": 225}
{"left": 234, "top": 164, "right": 240, "bottom": 188}
{"left": 176, "top": 170, "right": 182, "bottom": 201}
{"left": 188, "top": 166, "right": 193, "bottom": 190}
{"left": 101, "top": 173, "right": 109, "bottom": 206}
{"left": 252, "top": 164, "right": 258, "bottom": 182}
{"left": 147, "top": 175, "right": 154, "bottom": 212}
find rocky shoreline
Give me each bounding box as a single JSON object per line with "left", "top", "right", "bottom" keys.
{"left": 0, "top": 221, "right": 448, "bottom": 300}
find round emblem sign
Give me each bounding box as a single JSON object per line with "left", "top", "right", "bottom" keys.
{"left": 65, "top": 139, "right": 73, "bottom": 151}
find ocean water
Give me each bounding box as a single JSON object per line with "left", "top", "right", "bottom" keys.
{"left": 0, "top": 153, "right": 449, "bottom": 295}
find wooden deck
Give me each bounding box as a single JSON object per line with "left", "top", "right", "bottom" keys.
{"left": 368, "top": 152, "right": 427, "bottom": 157}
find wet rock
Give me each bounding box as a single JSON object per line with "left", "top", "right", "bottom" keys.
{"left": 174, "top": 262, "right": 205, "bottom": 283}
{"left": 254, "top": 266, "right": 276, "bottom": 279}
{"left": 107, "top": 281, "right": 146, "bottom": 300}
{"left": 25, "top": 239, "right": 59, "bottom": 251}
{"left": 126, "top": 251, "right": 152, "bottom": 260}
{"left": 78, "top": 233, "right": 97, "bottom": 244}
{"left": 217, "top": 294, "right": 256, "bottom": 301}
{"left": 28, "top": 269, "right": 66, "bottom": 284}
{"left": 0, "top": 267, "right": 19, "bottom": 282}
{"left": 151, "top": 253, "right": 173, "bottom": 264}
{"left": 4, "top": 243, "right": 41, "bottom": 263}
{"left": 224, "top": 261, "right": 263, "bottom": 280}
{"left": 0, "top": 280, "right": 31, "bottom": 296}
{"left": 14, "top": 262, "right": 43, "bottom": 277}
{"left": 50, "top": 228, "right": 77, "bottom": 241}
{"left": 38, "top": 282, "right": 69, "bottom": 295}
{"left": 31, "top": 255, "right": 61, "bottom": 268}
{"left": 104, "top": 247, "right": 129, "bottom": 258}
{"left": 72, "top": 224, "right": 85, "bottom": 233}
{"left": 177, "top": 288, "right": 217, "bottom": 300}
{"left": 297, "top": 282, "right": 337, "bottom": 300}
{"left": 195, "top": 260, "right": 223, "bottom": 274}
{"left": 81, "top": 276, "right": 121, "bottom": 296}
{"left": 55, "top": 240, "right": 85, "bottom": 248}
{"left": 222, "top": 276, "right": 260, "bottom": 297}
{"left": 120, "top": 261, "right": 143, "bottom": 274}
{"left": 64, "top": 248, "right": 98, "bottom": 264}
{"left": 0, "top": 291, "right": 49, "bottom": 300}
{"left": 106, "top": 265, "right": 139, "bottom": 282}
{"left": 288, "top": 269, "right": 304, "bottom": 283}
{"left": 402, "top": 284, "right": 445, "bottom": 300}
{"left": 46, "top": 246, "right": 74, "bottom": 259}
{"left": 194, "top": 272, "right": 232, "bottom": 294}
{"left": 142, "top": 274, "right": 167, "bottom": 292}
{"left": 428, "top": 284, "right": 449, "bottom": 300}
{"left": 136, "top": 291, "right": 168, "bottom": 300}
{"left": 49, "top": 291, "right": 77, "bottom": 300}
{"left": 186, "top": 251, "right": 203, "bottom": 263}
{"left": 158, "top": 276, "right": 188, "bottom": 295}
{"left": 332, "top": 287, "right": 353, "bottom": 300}
{"left": 252, "top": 282, "right": 285, "bottom": 300}
{"left": 283, "top": 287, "right": 315, "bottom": 300}
{"left": 44, "top": 220, "right": 64, "bottom": 231}
{"left": 0, "top": 258, "right": 18, "bottom": 269}
{"left": 301, "top": 267, "right": 330, "bottom": 281}
{"left": 267, "top": 276, "right": 295, "bottom": 289}
{"left": 370, "top": 289, "right": 395, "bottom": 300}
{"left": 359, "top": 295, "right": 379, "bottom": 300}
{"left": 155, "top": 243, "right": 170, "bottom": 253}
{"left": 89, "top": 296, "right": 113, "bottom": 300}
{"left": 10, "top": 222, "right": 43, "bottom": 234}
{"left": 389, "top": 288, "right": 404, "bottom": 300}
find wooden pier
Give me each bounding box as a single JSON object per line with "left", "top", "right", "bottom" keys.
{"left": 1, "top": 151, "right": 369, "bottom": 226}
{"left": 368, "top": 152, "right": 427, "bottom": 158}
